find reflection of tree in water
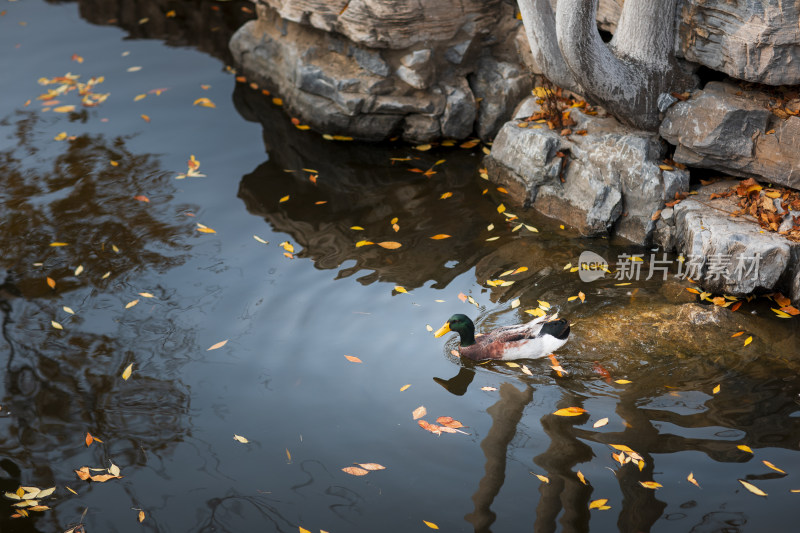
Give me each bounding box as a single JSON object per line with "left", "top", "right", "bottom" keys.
{"left": 436, "top": 344, "right": 800, "bottom": 533}
{"left": 0, "top": 113, "right": 195, "bottom": 531}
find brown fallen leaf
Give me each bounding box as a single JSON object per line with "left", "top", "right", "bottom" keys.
{"left": 436, "top": 416, "right": 465, "bottom": 429}
{"left": 85, "top": 433, "right": 94, "bottom": 447}
{"left": 417, "top": 420, "right": 442, "bottom": 435}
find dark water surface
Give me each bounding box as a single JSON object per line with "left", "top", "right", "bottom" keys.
{"left": 2, "top": 2, "right": 800, "bottom": 532}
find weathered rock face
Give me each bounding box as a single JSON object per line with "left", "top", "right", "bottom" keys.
{"left": 660, "top": 82, "right": 800, "bottom": 190}
{"left": 654, "top": 181, "right": 800, "bottom": 299}
{"left": 485, "top": 97, "right": 689, "bottom": 245}
{"left": 677, "top": 0, "right": 800, "bottom": 86}
{"left": 229, "top": 0, "right": 531, "bottom": 142}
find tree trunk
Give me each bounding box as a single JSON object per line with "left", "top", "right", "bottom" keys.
{"left": 517, "top": 0, "right": 582, "bottom": 94}
{"left": 518, "top": 0, "right": 696, "bottom": 131}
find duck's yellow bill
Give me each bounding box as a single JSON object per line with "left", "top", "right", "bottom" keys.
{"left": 434, "top": 322, "right": 451, "bottom": 338}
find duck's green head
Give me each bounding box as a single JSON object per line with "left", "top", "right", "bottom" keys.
{"left": 434, "top": 314, "right": 476, "bottom": 346}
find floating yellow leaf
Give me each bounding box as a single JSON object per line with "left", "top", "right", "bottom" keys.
{"left": 506, "top": 362, "right": 520, "bottom": 368}
{"left": 533, "top": 473, "right": 549, "bottom": 483}
{"left": 53, "top": 105, "right": 76, "bottom": 113}
{"left": 772, "top": 308, "right": 792, "bottom": 318}
{"left": 412, "top": 406, "right": 427, "bottom": 420}
{"left": 355, "top": 240, "right": 374, "bottom": 247}
{"left": 579, "top": 291, "right": 585, "bottom": 302}
{"left": 63, "top": 306, "right": 75, "bottom": 315}
{"left": 430, "top": 234, "right": 451, "bottom": 240}
{"left": 344, "top": 355, "right": 362, "bottom": 363}
{"left": 279, "top": 195, "right": 290, "bottom": 203}
{"left": 280, "top": 241, "right": 295, "bottom": 253}
{"left": 253, "top": 235, "right": 269, "bottom": 244}
{"left": 415, "top": 144, "right": 432, "bottom": 151}
{"left": 423, "top": 520, "right": 439, "bottom": 530}
{"left": 134, "top": 94, "right": 146, "bottom": 102}
{"left": 589, "top": 499, "right": 608, "bottom": 509}
{"left": 46, "top": 277, "right": 56, "bottom": 289}
{"left": 511, "top": 298, "right": 520, "bottom": 309}
{"left": 394, "top": 286, "right": 407, "bottom": 293}
{"left": 350, "top": 226, "right": 364, "bottom": 231}
{"left": 553, "top": 407, "right": 586, "bottom": 417}
{"left": 744, "top": 336, "right": 752, "bottom": 346}
{"left": 521, "top": 365, "right": 533, "bottom": 376}
{"left": 737, "top": 445, "right": 753, "bottom": 453}
{"left": 207, "top": 339, "right": 228, "bottom": 351}
{"left": 538, "top": 300, "right": 551, "bottom": 310}
{"left": 615, "top": 379, "right": 632, "bottom": 384}
{"left": 299, "top": 528, "right": 311, "bottom": 533}
{"left": 125, "top": 299, "right": 139, "bottom": 309}
{"left": 54, "top": 131, "right": 68, "bottom": 141}
{"left": 481, "top": 386, "right": 497, "bottom": 391}
{"left": 639, "top": 481, "right": 662, "bottom": 489}
{"left": 400, "top": 384, "right": 411, "bottom": 392}
{"left": 497, "top": 203, "right": 506, "bottom": 214}
{"left": 739, "top": 479, "right": 767, "bottom": 496}
{"left": 122, "top": 363, "right": 133, "bottom": 380}
{"left": 272, "top": 97, "right": 283, "bottom": 106}
{"left": 593, "top": 418, "right": 609, "bottom": 428}
{"left": 193, "top": 97, "right": 216, "bottom": 108}
{"left": 141, "top": 114, "right": 150, "bottom": 122}
{"left": 687, "top": 472, "right": 700, "bottom": 488}
{"left": 763, "top": 460, "right": 786, "bottom": 474}
{"left": 233, "top": 435, "right": 249, "bottom": 444}
{"left": 577, "top": 471, "right": 588, "bottom": 485}
{"left": 609, "top": 444, "right": 634, "bottom": 453}
{"left": 378, "top": 241, "right": 402, "bottom": 249}
{"left": 196, "top": 223, "right": 216, "bottom": 233}
{"left": 138, "top": 510, "right": 145, "bottom": 523}
{"left": 440, "top": 192, "right": 453, "bottom": 199}
{"left": 713, "top": 384, "right": 721, "bottom": 394}
{"left": 139, "top": 292, "right": 154, "bottom": 298}
{"left": 51, "top": 320, "right": 63, "bottom": 330}
{"left": 342, "top": 466, "right": 369, "bottom": 476}
{"left": 74, "top": 264, "right": 83, "bottom": 276}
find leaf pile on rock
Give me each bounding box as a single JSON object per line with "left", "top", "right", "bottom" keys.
{"left": 717, "top": 178, "right": 800, "bottom": 240}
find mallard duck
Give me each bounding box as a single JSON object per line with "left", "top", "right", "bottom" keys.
{"left": 434, "top": 313, "right": 570, "bottom": 361}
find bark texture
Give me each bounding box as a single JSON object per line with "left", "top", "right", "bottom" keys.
{"left": 519, "top": 0, "right": 696, "bottom": 131}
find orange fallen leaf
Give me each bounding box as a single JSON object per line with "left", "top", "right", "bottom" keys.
{"left": 85, "top": 432, "right": 94, "bottom": 447}
{"left": 344, "top": 355, "right": 362, "bottom": 363}
{"left": 418, "top": 420, "right": 442, "bottom": 435}
{"left": 430, "top": 234, "right": 451, "bottom": 240}
{"left": 763, "top": 460, "right": 786, "bottom": 474}
{"left": 141, "top": 114, "right": 150, "bottom": 122}
{"left": 53, "top": 105, "right": 76, "bottom": 113}
{"left": 377, "top": 241, "right": 402, "bottom": 249}
{"left": 731, "top": 331, "right": 744, "bottom": 337}
{"left": 412, "top": 406, "right": 427, "bottom": 420}
{"left": 193, "top": 97, "right": 216, "bottom": 108}
{"left": 436, "top": 416, "right": 465, "bottom": 429}
{"left": 46, "top": 277, "right": 56, "bottom": 289}
{"left": 342, "top": 466, "right": 369, "bottom": 476}
{"left": 133, "top": 195, "right": 149, "bottom": 203}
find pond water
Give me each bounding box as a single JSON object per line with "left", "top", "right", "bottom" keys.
{"left": 2, "top": 2, "right": 800, "bottom": 532}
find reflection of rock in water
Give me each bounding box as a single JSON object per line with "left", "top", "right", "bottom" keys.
{"left": 235, "top": 83, "right": 506, "bottom": 290}
{"left": 64, "top": 0, "right": 255, "bottom": 63}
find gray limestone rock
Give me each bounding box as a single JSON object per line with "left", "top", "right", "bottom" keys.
{"left": 469, "top": 56, "right": 532, "bottom": 139}
{"left": 440, "top": 78, "right": 477, "bottom": 139}
{"left": 402, "top": 114, "right": 441, "bottom": 144}
{"left": 486, "top": 97, "right": 682, "bottom": 244}
{"left": 677, "top": 0, "right": 800, "bottom": 86}
{"left": 660, "top": 82, "right": 800, "bottom": 190}
{"left": 672, "top": 182, "right": 798, "bottom": 296}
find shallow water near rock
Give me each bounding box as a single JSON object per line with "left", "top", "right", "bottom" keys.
{"left": 1, "top": 2, "right": 799, "bottom": 532}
